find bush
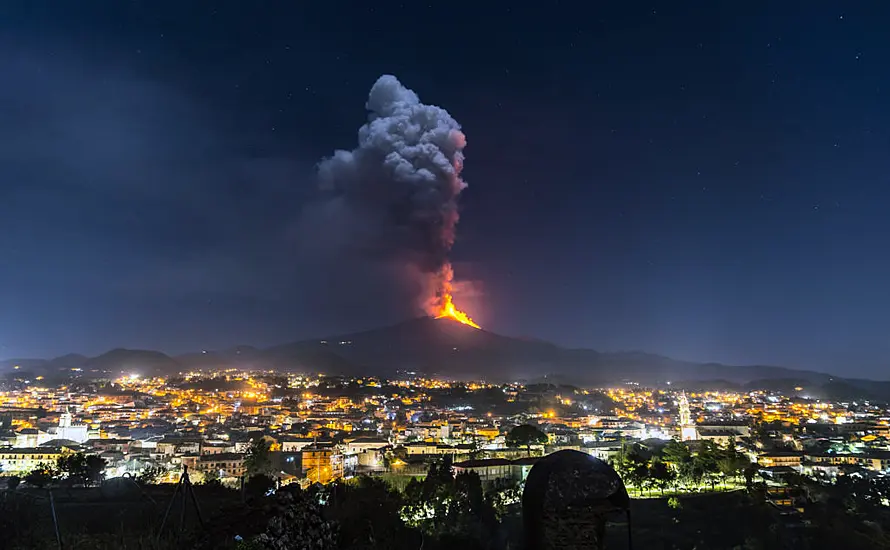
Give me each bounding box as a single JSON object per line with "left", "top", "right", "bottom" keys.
{"left": 7, "top": 475, "right": 21, "bottom": 491}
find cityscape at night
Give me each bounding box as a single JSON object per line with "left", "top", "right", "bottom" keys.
{"left": 4, "top": 1, "right": 890, "bottom": 549}
{"left": 2, "top": 333, "right": 890, "bottom": 548}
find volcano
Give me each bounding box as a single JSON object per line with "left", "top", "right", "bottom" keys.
{"left": 7, "top": 317, "right": 890, "bottom": 399}
{"left": 261, "top": 316, "right": 558, "bottom": 379}
{"left": 256, "top": 317, "right": 879, "bottom": 391}
{"left": 434, "top": 294, "right": 480, "bottom": 329}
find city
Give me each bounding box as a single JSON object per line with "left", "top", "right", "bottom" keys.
{"left": 2, "top": 366, "right": 890, "bottom": 543}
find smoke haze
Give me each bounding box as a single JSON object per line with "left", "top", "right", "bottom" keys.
{"left": 315, "top": 75, "right": 469, "bottom": 315}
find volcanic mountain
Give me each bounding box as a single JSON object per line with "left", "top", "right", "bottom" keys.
{"left": 262, "top": 316, "right": 563, "bottom": 379}
{"left": 256, "top": 317, "right": 890, "bottom": 399}
{"left": 245, "top": 318, "right": 854, "bottom": 385}
{"left": 4, "top": 316, "right": 890, "bottom": 399}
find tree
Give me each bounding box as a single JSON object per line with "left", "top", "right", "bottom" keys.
{"left": 24, "top": 463, "right": 56, "bottom": 488}
{"left": 446, "top": 471, "right": 499, "bottom": 544}
{"left": 693, "top": 441, "right": 722, "bottom": 490}
{"left": 743, "top": 462, "right": 760, "bottom": 490}
{"left": 244, "top": 437, "right": 273, "bottom": 478}
{"left": 57, "top": 452, "right": 86, "bottom": 485}
{"left": 85, "top": 455, "right": 107, "bottom": 486}
{"left": 613, "top": 443, "right": 649, "bottom": 495}
{"left": 6, "top": 475, "right": 20, "bottom": 491}
{"left": 136, "top": 465, "right": 167, "bottom": 484}
{"left": 486, "top": 477, "right": 522, "bottom": 516}
{"left": 57, "top": 452, "right": 107, "bottom": 487}
{"left": 716, "top": 457, "right": 736, "bottom": 486}
{"left": 201, "top": 468, "right": 221, "bottom": 487}
{"left": 244, "top": 473, "right": 276, "bottom": 499}
{"left": 662, "top": 439, "right": 694, "bottom": 486}
{"left": 403, "top": 457, "right": 454, "bottom": 523}
{"left": 662, "top": 439, "right": 692, "bottom": 466}
{"left": 713, "top": 437, "right": 750, "bottom": 487}
{"left": 327, "top": 476, "right": 417, "bottom": 550}
{"left": 402, "top": 459, "right": 499, "bottom": 547}
{"left": 505, "top": 425, "right": 547, "bottom": 456}
{"left": 648, "top": 458, "right": 676, "bottom": 496}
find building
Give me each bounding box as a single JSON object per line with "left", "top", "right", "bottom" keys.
{"left": 803, "top": 452, "right": 858, "bottom": 466}
{"left": 697, "top": 429, "right": 737, "bottom": 447}
{"left": 302, "top": 445, "right": 343, "bottom": 484}
{"left": 583, "top": 441, "right": 623, "bottom": 462}
{"left": 343, "top": 436, "right": 389, "bottom": 455}
{"left": 0, "top": 447, "right": 66, "bottom": 473}
{"left": 201, "top": 442, "right": 235, "bottom": 455}
{"left": 157, "top": 437, "right": 201, "bottom": 456}
{"left": 14, "top": 428, "right": 51, "bottom": 448}
{"left": 860, "top": 451, "right": 890, "bottom": 472}
{"left": 50, "top": 410, "right": 89, "bottom": 443}
{"left": 280, "top": 437, "right": 321, "bottom": 453}
{"left": 697, "top": 423, "right": 751, "bottom": 438}
{"left": 452, "top": 457, "right": 539, "bottom": 483}
{"left": 678, "top": 392, "right": 698, "bottom": 441}
{"left": 474, "top": 426, "right": 501, "bottom": 440}
{"left": 453, "top": 458, "right": 513, "bottom": 482}
{"left": 758, "top": 451, "right": 803, "bottom": 468}
{"left": 184, "top": 452, "right": 246, "bottom": 478}
{"left": 403, "top": 442, "right": 464, "bottom": 456}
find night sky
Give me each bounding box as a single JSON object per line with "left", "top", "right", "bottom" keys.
{"left": 2, "top": 2, "right": 888, "bottom": 377}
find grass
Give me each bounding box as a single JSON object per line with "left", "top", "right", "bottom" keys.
{"left": 624, "top": 479, "right": 748, "bottom": 499}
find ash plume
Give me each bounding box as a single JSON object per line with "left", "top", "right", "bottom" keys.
{"left": 316, "top": 75, "right": 468, "bottom": 315}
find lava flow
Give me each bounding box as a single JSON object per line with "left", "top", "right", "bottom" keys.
{"left": 435, "top": 292, "right": 481, "bottom": 329}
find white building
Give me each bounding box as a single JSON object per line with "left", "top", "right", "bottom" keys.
{"left": 49, "top": 411, "right": 89, "bottom": 444}
{"left": 678, "top": 392, "right": 698, "bottom": 442}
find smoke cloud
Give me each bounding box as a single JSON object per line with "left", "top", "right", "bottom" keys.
{"left": 316, "top": 75, "right": 468, "bottom": 315}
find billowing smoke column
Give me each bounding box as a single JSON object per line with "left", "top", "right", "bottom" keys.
{"left": 318, "top": 75, "right": 472, "bottom": 320}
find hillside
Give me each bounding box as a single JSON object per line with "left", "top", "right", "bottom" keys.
{"left": 84, "top": 349, "right": 181, "bottom": 375}
{"left": 258, "top": 318, "right": 851, "bottom": 387}
{"left": 267, "top": 317, "right": 562, "bottom": 378}
{"left": 2, "top": 317, "right": 888, "bottom": 399}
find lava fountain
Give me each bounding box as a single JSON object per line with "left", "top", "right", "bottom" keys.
{"left": 434, "top": 287, "right": 480, "bottom": 329}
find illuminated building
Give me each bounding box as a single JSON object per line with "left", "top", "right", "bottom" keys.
{"left": 757, "top": 451, "right": 803, "bottom": 468}
{"left": 302, "top": 445, "right": 343, "bottom": 484}
{"left": 51, "top": 410, "right": 89, "bottom": 443}
{"left": 678, "top": 392, "right": 698, "bottom": 441}
{"left": 183, "top": 452, "right": 246, "bottom": 478}
{"left": 0, "top": 447, "right": 66, "bottom": 473}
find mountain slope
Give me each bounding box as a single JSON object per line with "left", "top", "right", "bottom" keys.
{"left": 259, "top": 317, "right": 563, "bottom": 378}
{"left": 84, "top": 349, "right": 180, "bottom": 375}
{"left": 1, "top": 318, "right": 886, "bottom": 399}
{"left": 259, "top": 317, "right": 845, "bottom": 386}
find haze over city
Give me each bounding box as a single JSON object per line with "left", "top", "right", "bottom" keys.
{"left": 2, "top": 2, "right": 890, "bottom": 378}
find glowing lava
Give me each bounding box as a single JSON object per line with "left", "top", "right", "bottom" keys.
{"left": 435, "top": 293, "right": 481, "bottom": 329}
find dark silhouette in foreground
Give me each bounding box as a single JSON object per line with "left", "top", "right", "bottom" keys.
{"left": 523, "top": 450, "right": 630, "bottom": 550}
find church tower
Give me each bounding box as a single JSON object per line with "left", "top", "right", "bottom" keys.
{"left": 678, "top": 392, "right": 698, "bottom": 441}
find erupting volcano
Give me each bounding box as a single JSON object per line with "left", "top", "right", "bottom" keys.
{"left": 317, "top": 75, "right": 480, "bottom": 327}
{"left": 434, "top": 289, "right": 480, "bottom": 329}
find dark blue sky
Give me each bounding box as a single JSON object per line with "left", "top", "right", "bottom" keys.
{"left": 1, "top": 2, "right": 888, "bottom": 377}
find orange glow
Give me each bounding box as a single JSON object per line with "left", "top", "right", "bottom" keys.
{"left": 435, "top": 292, "right": 480, "bottom": 329}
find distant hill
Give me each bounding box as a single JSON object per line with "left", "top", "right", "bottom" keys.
{"left": 83, "top": 349, "right": 181, "bottom": 375}
{"left": 2, "top": 317, "right": 888, "bottom": 399}
{"left": 175, "top": 351, "right": 233, "bottom": 370}
{"left": 0, "top": 358, "right": 47, "bottom": 371}
{"left": 47, "top": 353, "right": 88, "bottom": 369}
{"left": 253, "top": 317, "right": 854, "bottom": 386}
